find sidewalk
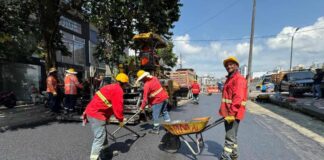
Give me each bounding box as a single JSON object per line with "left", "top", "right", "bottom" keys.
{"left": 269, "top": 94, "right": 324, "bottom": 121}
{"left": 0, "top": 104, "right": 56, "bottom": 132}
{"left": 249, "top": 91, "right": 324, "bottom": 121}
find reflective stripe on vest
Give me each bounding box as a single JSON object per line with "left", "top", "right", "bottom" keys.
{"left": 222, "top": 98, "right": 246, "bottom": 106}
{"left": 149, "top": 87, "right": 163, "bottom": 98}
{"left": 96, "top": 91, "right": 112, "bottom": 108}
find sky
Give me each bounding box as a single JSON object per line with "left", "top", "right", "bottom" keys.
{"left": 171, "top": 0, "right": 324, "bottom": 78}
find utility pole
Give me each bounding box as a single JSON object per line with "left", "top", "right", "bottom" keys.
{"left": 289, "top": 27, "right": 300, "bottom": 71}
{"left": 247, "top": 0, "right": 256, "bottom": 96}
{"left": 179, "top": 52, "right": 182, "bottom": 69}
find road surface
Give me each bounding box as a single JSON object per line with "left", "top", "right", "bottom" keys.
{"left": 1, "top": 94, "right": 323, "bottom": 160}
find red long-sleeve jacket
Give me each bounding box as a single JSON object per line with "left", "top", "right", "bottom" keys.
{"left": 191, "top": 82, "right": 200, "bottom": 94}
{"left": 219, "top": 71, "right": 247, "bottom": 120}
{"left": 140, "top": 76, "right": 169, "bottom": 109}
{"left": 85, "top": 83, "right": 124, "bottom": 122}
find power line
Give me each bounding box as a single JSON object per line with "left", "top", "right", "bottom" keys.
{"left": 174, "top": 26, "right": 324, "bottom": 42}
{"left": 181, "top": 0, "right": 241, "bottom": 34}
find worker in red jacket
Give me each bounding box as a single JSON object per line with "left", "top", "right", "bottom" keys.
{"left": 83, "top": 73, "right": 128, "bottom": 160}
{"left": 136, "top": 70, "right": 171, "bottom": 134}
{"left": 219, "top": 56, "right": 247, "bottom": 160}
{"left": 191, "top": 80, "right": 200, "bottom": 104}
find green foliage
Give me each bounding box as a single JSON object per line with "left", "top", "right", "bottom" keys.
{"left": 84, "top": 0, "right": 182, "bottom": 70}
{"left": 156, "top": 42, "right": 178, "bottom": 68}
{"left": 0, "top": 0, "right": 41, "bottom": 61}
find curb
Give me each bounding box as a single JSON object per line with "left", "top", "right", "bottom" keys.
{"left": 269, "top": 95, "right": 324, "bottom": 121}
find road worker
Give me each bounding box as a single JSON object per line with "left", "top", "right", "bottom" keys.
{"left": 219, "top": 56, "right": 247, "bottom": 160}
{"left": 64, "top": 68, "right": 82, "bottom": 114}
{"left": 191, "top": 80, "right": 201, "bottom": 104}
{"left": 46, "top": 67, "right": 60, "bottom": 114}
{"left": 136, "top": 70, "right": 171, "bottom": 134}
{"left": 83, "top": 73, "right": 129, "bottom": 160}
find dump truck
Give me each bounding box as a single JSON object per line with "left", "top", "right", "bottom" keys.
{"left": 170, "top": 68, "right": 197, "bottom": 99}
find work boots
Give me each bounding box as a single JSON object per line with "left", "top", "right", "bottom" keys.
{"left": 149, "top": 126, "right": 159, "bottom": 134}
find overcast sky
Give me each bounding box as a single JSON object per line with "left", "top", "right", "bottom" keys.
{"left": 171, "top": 0, "right": 324, "bottom": 78}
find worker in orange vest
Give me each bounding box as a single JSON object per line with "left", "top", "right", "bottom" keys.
{"left": 64, "top": 68, "right": 83, "bottom": 114}
{"left": 136, "top": 70, "right": 171, "bottom": 134}
{"left": 219, "top": 56, "right": 247, "bottom": 160}
{"left": 46, "top": 67, "right": 60, "bottom": 114}
{"left": 191, "top": 80, "right": 200, "bottom": 104}
{"left": 83, "top": 73, "right": 128, "bottom": 160}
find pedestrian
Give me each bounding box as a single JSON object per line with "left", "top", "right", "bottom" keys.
{"left": 64, "top": 68, "right": 83, "bottom": 114}
{"left": 219, "top": 56, "right": 247, "bottom": 160}
{"left": 83, "top": 73, "right": 128, "bottom": 160}
{"left": 191, "top": 80, "right": 200, "bottom": 103}
{"left": 313, "top": 68, "right": 323, "bottom": 100}
{"left": 30, "top": 83, "right": 39, "bottom": 104}
{"left": 46, "top": 67, "right": 60, "bottom": 114}
{"left": 136, "top": 70, "right": 171, "bottom": 134}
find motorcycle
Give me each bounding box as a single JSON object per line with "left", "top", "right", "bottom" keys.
{"left": 0, "top": 91, "right": 17, "bottom": 108}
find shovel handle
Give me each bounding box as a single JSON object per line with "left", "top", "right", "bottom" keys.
{"left": 112, "top": 110, "right": 142, "bottom": 136}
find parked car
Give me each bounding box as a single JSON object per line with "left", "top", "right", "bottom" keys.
{"left": 256, "top": 74, "right": 274, "bottom": 92}
{"left": 279, "top": 71, "right": 314, "bottom": 96}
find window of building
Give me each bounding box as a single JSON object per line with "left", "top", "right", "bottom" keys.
{"left": 56, "top": 31, "right": 85, "bottom": 66}
{"left": 59, "top": 16, "right": 82, "bottom": 34}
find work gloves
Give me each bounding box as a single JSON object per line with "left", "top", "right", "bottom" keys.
{"left": 224, "top": 116, "right": 235, "bottom": 123}
{"left": 81, "top": 112, "right": 88, "bottom": 126}
{"left": 119, "top": 121, "right": 124, "bottom": 127}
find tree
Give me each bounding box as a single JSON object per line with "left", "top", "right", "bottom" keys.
{"left": 84, "top": 0, "right": 182, "bottom": 72}
{"left": 0, "top": 0, "right": 85, "bottom": 70}
{"left": 0, "top": 0, "right": 41, "bottom": 61}
{"left": 38, "top": 0, "right": 85, "bottom": 70}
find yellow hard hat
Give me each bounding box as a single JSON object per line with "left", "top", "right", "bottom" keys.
{"left": 48, "top": 67, "right": 57, "bottom": 73}
{"left": 137, "top": 70, "right": 146, "bottom": 78}
{"left": 65, "top": 68, "right": 77, "bottom": 74}
{"left": 223, "top": 56, "right": 239, "bottom": 67}
{"left": 116, "top": 73, "right": 129, "bottom": 83}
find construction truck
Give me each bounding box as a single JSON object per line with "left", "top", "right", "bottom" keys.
{"left": 170, "top": 68, "right": 197, "bottom": 99}
{"left": 109, "top": 32, "right": 180, "bottom": 124}
{"left": 206, "top": 85, "right": 219, "bottom": 95}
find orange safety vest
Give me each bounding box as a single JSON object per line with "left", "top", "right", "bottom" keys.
{"left": 64, "top": 74, "right": 81, "bottom": 95}
{"left": 46, "top": 75, "right": 57, "bottom": 94}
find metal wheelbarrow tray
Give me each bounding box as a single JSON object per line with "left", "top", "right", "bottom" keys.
{"left": 160, "top": 117, "right": 224, "bottom": 155}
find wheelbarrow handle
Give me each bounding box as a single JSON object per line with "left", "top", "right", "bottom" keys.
{"left": 203, "top": 118, "right": 225, "bottom": 132}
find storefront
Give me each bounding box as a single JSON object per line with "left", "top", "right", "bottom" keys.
{"left": 56, "top": 14, "right": 90, "bottom": 81}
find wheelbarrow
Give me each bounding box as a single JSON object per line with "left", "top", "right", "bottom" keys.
{"left": 160, "top": 117, "right": 224, "bottom": 155}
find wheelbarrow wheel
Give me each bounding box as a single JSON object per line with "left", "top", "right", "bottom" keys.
{"left": 160, "top": 132, "right": 181, "bottom": 153}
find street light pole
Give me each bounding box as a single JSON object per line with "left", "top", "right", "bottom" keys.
{"left": 247, "top": 0, "right": 256, "bottom": 96}
{"left": 289, "top": 27, "right": 300, "bottom": 71}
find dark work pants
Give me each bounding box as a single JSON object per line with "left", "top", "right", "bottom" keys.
{"left": 221, "top": 120, "right": 240, "bottom": 160}
{"left": 48, "top": 93, "right": 60, "bottom": 113}
{"left": 64, "top": 94, "right": 77, "bottom": 111}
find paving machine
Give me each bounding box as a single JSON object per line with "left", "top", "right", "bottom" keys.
{"left": 109, "top": 32, "right": 179, "bottom": 124}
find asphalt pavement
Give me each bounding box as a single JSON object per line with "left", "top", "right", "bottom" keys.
{"left": 1, "top": 94, "right": 324, "bottom": 160}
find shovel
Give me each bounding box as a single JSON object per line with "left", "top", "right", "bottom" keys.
{"left": 111, "top": 110, "right": 146, "bottom": 138}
